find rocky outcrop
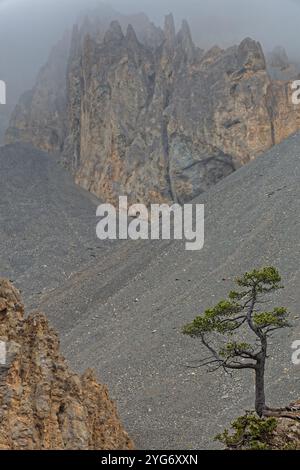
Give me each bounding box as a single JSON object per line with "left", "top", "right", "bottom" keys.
{"left": 0, "top": 278, "right": 133, "bottom": 450}
{"left": 267, "top": 46, "right": 300, "bottom": 81}
{"left": 6, "top": 14, "right": 300, "bottom": 205}
{"left": 269, "top": 418, "right": 300, "bottom": 450}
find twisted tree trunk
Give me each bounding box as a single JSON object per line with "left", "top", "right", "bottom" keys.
{"left": 255, "top": 357, "right": 266, "bottom": 417}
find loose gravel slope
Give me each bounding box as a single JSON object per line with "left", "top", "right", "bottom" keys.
{"left": 0, "top": 136, "right": 299, "bottom": 449}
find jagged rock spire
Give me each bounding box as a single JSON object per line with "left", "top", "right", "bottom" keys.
{"left": 237, "top": 37, "right": 266, "bottom": 72}
{"left": 177, "top": 19, "right": 195, "bottom": 61}
{"left": 164, "top": 13, "right": 176, "bottom": 45}
{"left": 126, "top": 24, "right": 139, "bottom": 44}
{"left": 269, "top": 45, "right": 289, "bottom": 69}
{"left": 104, "top": 20, "right": 124, "bottom": 43}
{"left": 181, "top": 19, "right": 192, "bottom": 39}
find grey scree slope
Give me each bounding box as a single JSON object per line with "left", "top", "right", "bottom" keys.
{"left": 0, "top": 136, "right": 299, "bottom": 449}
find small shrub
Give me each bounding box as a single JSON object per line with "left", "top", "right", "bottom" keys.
{"left": 215, "top": 413, "right": 277, "bottom": 450}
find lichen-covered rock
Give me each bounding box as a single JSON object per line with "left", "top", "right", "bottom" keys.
{"left": 0, "top": 278, "right": 133, "bottom": 450}
{"left": 6, "top": 15, "right": 300, "bottom": 205}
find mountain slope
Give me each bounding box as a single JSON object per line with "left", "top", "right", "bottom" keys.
{"left": 0, "top": 143, "right": 161, "bottom": 308}
{"left": 56, "top": 132, "right": 300, "bottom": 449}
{"left": 0, "top": 135, "right": 299, "bottom": 449}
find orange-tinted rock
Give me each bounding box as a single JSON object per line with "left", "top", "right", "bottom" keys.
{"left": 0, "top": 279, "right": 133, "bottom": 450}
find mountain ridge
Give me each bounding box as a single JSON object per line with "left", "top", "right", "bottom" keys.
{"left": 6, "top": 14, "right": 300, "bottom": 205}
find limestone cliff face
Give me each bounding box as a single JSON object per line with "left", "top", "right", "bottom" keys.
{"left": 6, "top": 14, "right": 300, "bottom": 205}
{"left": 0, "top": 279, "right": 133, "bottom": 450}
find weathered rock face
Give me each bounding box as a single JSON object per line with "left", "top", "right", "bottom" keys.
{"left": 6, "top": 14, "right": 300, "bottom": 205}
{"left": 65, "top": 16, "right": 236, "bottom": 204}
{"left": 0, "top": 279, "right": 133, "bottom": 450}
{"left": 271, "top": 418, "right": 300, "bottom": 449}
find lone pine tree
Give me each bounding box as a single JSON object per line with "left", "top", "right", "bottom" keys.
{"left": 183, "top": 267, "right": 291, "bottom": 417}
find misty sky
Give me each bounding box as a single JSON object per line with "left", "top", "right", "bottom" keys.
{"left": 1, "top": 0, "right": 300, "bottom": 105}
